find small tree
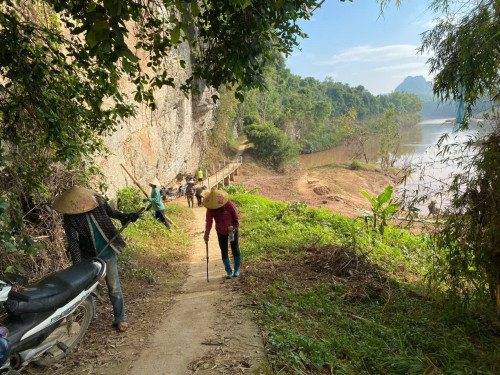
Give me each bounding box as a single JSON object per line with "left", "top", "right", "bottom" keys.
{"left": 360, "top": 186, "right": 399, "bottom": 235}
{"left": 377, "top": 108, "right": 400, "bottom": 169}
{"left": 244, "top": 122, "right": 299, "bottom": 169}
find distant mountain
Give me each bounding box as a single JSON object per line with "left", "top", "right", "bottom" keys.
{"left": 395, "top": 76, "right": 434, "bottom": 102}
{"left": 395, "top": 76, "right": 456, "bottom": 119}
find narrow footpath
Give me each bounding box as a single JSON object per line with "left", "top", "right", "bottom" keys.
{"left": 127, "top": 205, "right": 270, "bottom": 375}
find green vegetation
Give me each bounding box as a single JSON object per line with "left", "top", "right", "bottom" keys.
{"left": 360, "top": 186, "right": 399, "bottom": 235}
{"left": 0, "top": 0, "right": 317, "bottom": 270}
{"left": 230, "top": 188, "right": 499, "bottom": 374}
{"left": 244, "top": 122, "right": 300, "bottom": 169}
{"left": 206, "top": 86, "right": 241, "bottom": 166}
{"left": 116, "top": 187, "right": 192, "bottom": 282}
{"left": 390, "top": 0, "right": 500, "bottom": 309}
{"left": 233, "top": 55, "right": 422, "bottom": 158}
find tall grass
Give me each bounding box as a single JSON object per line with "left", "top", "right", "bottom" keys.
{"left": 230, "top": 190, "right": 500, "bottom": 375}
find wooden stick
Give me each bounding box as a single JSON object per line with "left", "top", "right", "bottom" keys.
{"left": 120, "top": 164, "right": 149, "bottom": 197}
{"left": 120, "top": 163, "right": 176, "bottom": 227}
{"left": 206, "top": 241, "right": 209, "bottom": 283}
{"left": 97, "top": 207, "right": 147, "bottom": 257}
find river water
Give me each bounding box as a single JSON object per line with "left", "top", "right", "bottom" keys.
{"left": 299, "top": 118, "right": 485, "bottom": 213}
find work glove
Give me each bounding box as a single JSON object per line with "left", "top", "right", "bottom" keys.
{"left": 142, "top": 198, "right": 149, "bottom": 203}
{"left": 128, "top": 213, "right": 140, "bottom": 222}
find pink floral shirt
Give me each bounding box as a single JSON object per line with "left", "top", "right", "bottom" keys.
{"left": 205, "top": 201, "right": 239, "bottom": 237}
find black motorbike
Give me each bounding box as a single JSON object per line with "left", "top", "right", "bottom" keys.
{"left": 0, "top": 258, "right": 106, "bottom": 374}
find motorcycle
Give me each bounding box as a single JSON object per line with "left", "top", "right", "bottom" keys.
{"left": 0, "top": 258, "right": 106, "bottom": 374}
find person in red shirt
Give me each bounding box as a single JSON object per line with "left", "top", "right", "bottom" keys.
{"left": 203, "top": 189, "right": 241, "bottom": 278}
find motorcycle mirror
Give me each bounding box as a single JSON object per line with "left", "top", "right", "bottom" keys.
{"left": 4, "top": 273, "right": 28, "bottom": 286}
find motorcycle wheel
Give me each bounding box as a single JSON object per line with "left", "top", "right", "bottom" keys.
{"left": 34, "top": 299, "right": 92, "bottom": 367}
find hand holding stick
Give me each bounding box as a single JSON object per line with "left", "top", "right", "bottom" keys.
{"left": 97, "top": 207, "right": 146, "bottom": 257}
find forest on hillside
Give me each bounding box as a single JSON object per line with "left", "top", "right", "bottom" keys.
{"left": 225, "top": 55, "right": 422, "bottom": 163}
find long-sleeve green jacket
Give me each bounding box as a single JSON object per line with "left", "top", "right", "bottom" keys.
{"left": 147, "top": 186, "right": 165, "bottom": 211}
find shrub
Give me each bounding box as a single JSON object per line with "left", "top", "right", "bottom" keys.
{"left": 117, "top": 187, "right": 144, "bottom": 213}
{"left": 244, "top": 122, "right": 299, "bottom": 169}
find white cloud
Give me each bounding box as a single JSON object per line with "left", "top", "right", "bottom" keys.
{"left": 374, "top": 62, "right": 427, "bottom": 72}
{"left": 322, "top": 44, "right": 431, "bottom": 65}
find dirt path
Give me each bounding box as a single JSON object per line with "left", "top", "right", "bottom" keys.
{"left": 127, "top": 206, "right": 270, "bottom": 375}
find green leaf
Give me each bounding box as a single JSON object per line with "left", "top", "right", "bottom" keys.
{"left": 5, "top": 242, "right": 16, "bottom": 251}
{"left": 123, "top": 47, "right": 139, "bottom": 63}
{"left": 104, "top": 0, "right": 122, "bottom": 16}
{"left": 92, "top": 20, "right": 110, "bottom": 31}
{"left": 191, "top": 0, "right": 200, "bottom": 17}
{"left": 377, "top": 186, "right": 393, "bottom": 205}
{"left": 360, "top": 190, "right": 375, "bottom": 206}
{"left": 86, "top": 30, "right": 98, "bottom": 48}
{"left": 15, "top": 264, "right": 25, "bottom": 274}
{"left": 170, "top": 26, "right": 180, "bottom": 44}
{"left": 122, "top": 59, "right": 133, "bottom": 73}
{"left": 385, "top": 204, "right": 398, "bottom": 215}
{"left": 70, "top": 25, "right": 87, "bottom": 35}
{"left": 241, "top": 0, "right": 252, "bottom": 9}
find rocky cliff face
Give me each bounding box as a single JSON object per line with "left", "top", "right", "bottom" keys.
{"left": 97, "top": 40, "right": 216, "bottom": 196}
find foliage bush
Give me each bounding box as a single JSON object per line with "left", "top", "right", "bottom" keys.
{"left": 116, "top": 187, "right": 145, "bottom": 213}
{"left": 243, "top": 122, "right": 300, "bottom": 169}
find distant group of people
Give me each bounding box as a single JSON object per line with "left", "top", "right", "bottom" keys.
{"left": 184, "top": 169, "right": 206, "bottom": 208}
{"left": 50, "top": 167, "right": 241, "bottom": 334}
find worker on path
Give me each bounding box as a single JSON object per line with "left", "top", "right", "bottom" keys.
{"left": 195, "top": 185, "right": 207, "bottom": 207}
{"left": 144, "top": 177, "right": 171, "bottom": 230}
{"left": 203, "top": 189, "right": 241, "bottom": 279}
{"left": 197, "top": 168, "right": 204, "bottom": 183}
{"left": 185, "top": 180, "right": 196, "bottom": 208}
{"left": 53, "top": 186, "right": 140, "bottom": 332}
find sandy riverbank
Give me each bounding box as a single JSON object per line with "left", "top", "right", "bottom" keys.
{"left": 234, "top": 160, "right": 402, "bottom": 219}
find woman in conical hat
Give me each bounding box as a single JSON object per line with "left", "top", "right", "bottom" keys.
{"left": 203, "top": 189, "right": 241, "bottom": 279}
{"left": 53, "top": 185, "right": 140, "bottom": 332}
{"left": 144, "top": 177, "right": 171, "bottom": 230}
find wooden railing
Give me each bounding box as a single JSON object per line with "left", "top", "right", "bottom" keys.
{"left": 204, "top": 155, "right": 243, "bottom": 189}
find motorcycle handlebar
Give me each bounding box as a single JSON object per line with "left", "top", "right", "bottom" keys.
{"left": 8, "top": 290, "right": 30, "bottom": 302}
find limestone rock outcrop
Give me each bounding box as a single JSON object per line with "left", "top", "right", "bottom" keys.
{"left": 97, "top": 41, "right": 216, "bottom": 196}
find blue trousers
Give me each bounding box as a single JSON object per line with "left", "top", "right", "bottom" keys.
{"left": 85, "top": 252, "right": 126, "bottom": 323}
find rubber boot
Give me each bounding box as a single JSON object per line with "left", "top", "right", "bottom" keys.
{"left": 222, "top": 258, "right": 232, "bottom": 279}
{"left": 233, "top": 256, "right": 241, "bottom": 277}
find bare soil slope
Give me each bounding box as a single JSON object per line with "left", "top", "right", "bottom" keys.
{"left": 235, "top": 162, "right": 400, "bottom": 218}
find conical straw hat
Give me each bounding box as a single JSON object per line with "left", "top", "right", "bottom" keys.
{"left": 202, "top": 189, "right": 229, "bottom": 209}
{"left": 147, "top": 177, "right": 161, "bottom": 187}
{"left": 53, "top": 186, "right": 99, "bottom": 214}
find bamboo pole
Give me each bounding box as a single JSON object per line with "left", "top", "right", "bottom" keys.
{"left": 120, "top": 164, "right": 176, "bottom": 227}
{"left": 121, "top": 164, "right": 149, "bottom": 197}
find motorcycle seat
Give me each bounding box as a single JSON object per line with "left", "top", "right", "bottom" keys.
{"left": 6, "top": 260, "right": 102, "bottom": 315}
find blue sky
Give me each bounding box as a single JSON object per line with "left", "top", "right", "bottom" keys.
{"left": 286, "top": 0, "right": 437, "bottom": 95}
